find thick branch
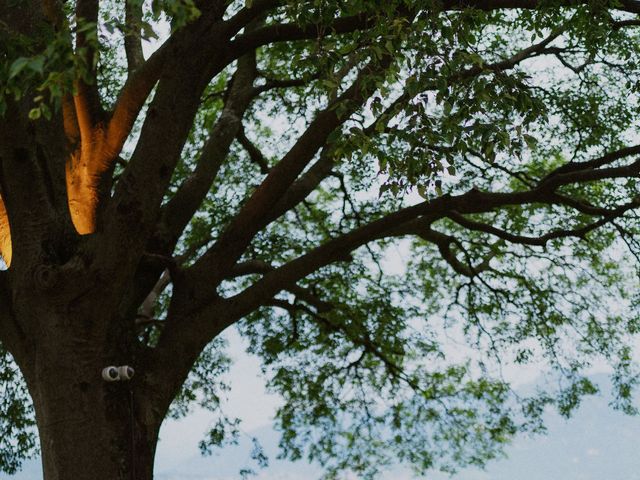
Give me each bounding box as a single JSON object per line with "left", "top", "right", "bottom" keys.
{"left": 159, "top": 51, "right": 258, "bottom": 247}
{"left": 74, "top": 0, "right": 102, "bottom": 122}
{"left": 105, "top": 40, "right": 170, "bottom": 160}
{"left": 230, "top": 0, "right": 639, "bottom": 61}
{"left": 62, "top": 94, "right": 80, "bottom": 145}
{"left": 101, "top": 18, "right": 260, "bottom": 300}
{"left": 216, "top": 157, "right": 640, "bottom": 322}
{"left": 541, "top": 144, "right": 640, "bottom": 182}
{"left": 612, "top": 19, "right": 640, "bottom": 29}
{"left": 542, "top": 158, "right": 640, "bottom": 187}
{"left": 65, "top": 39, "right": 171, "bottom": 234}
{"left": 442, "top": 0, "right": 640, "bottom": 12}
{"left": 141, "top": 143, "right": 640, "bottom": 417}
{"left": 229, "top": 13, "right": 375, "bottom": 58}
{"left": 266, "top": 146, "right": 336, "bottom": 222}
{"left": 102, "top": 56, "right": 218, "bottom": 280}
{"left": 187, "top": 57, "right": 391, "bottom": 294}
{"left": 226, "top": 259, "right": 333, "bottom": 312}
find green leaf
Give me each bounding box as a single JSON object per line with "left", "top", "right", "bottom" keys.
{"left": 523, "top": 134, "right": 538, "bottom": 150}
{"left": 28, "top": 108, "right": 41, "bottom": 120}
{"left": 141, "top": 22, "right": 159, "bottom": 40}
{"left": 27, "top": 57, "right": 45, "bottom": 74}
{"left": 9, "top": 58, "right": 29, "bottom": 79}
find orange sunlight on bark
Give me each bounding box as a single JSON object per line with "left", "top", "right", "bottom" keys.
{"left": 0, "top": 80, "right": 149, "bottom": 266}
{"left": 0, "top": 194, "right": 12, "bottom": 267}
{"left": 66, "top": 151, "right": 101, "bottom": 235}
{"left": 65, "top": 88, "right": 137, "bottom": 235}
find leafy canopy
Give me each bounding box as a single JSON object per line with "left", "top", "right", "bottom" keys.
{"left": 1, "top": 0, "right": 640, "bottom": 478}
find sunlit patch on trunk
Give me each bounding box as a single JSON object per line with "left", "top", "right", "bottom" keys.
{"left": 0, "top": 194, "right": 11, "bottom": 267}
{"left": 64, "top": 119, "right": 118, "bottom": 235}
{"left": 66, "top": 151, "right": 101, "bottom": 235}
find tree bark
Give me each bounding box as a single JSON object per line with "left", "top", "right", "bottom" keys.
{"left": 7, "top": 276, "right": 166, "bottom": 480}
{"left": 0, "top": 72, "right": 176, "bottom": 480}
{"left": 13, "top": 303, "right": 163, "bottom": 480}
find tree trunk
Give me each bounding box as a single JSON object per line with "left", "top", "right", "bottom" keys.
{"left": 11, "top": 292, "right": 164, "bottom": 480}
{"left": 33, "top": 378, "right": 159, "bottom": 480}
{"left": 0, "top": 98, "right": 178, "bottom": 479}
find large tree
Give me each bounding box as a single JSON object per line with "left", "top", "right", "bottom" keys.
{"left": 1, "top": 0, "right": 640, "bottom": 478}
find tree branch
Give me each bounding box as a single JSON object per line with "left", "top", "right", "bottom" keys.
{"left": 187, "top": 57, "right": 392, "bottom": 295}
{"left": 229, "top": 0, "right": 639, "bottom": 62}
{"left": 214, "top": 154, "right": 640, "bottom": 323}
{"left": 74, "top": 0, "right": 102, "bottom": 121}
{"left": 237, "top": 124, "right": 270, "bottom": 174}
{"left": 421, "top": 228, "right": 494, "bottom": 278}
{"left": 124, "top": 0, "right": 145, "bottom": 73}
{"left": 442, "top": 0, "right": 640, "bottom": 13}
{"left": 222, "top": 0, "right": 281, "bottom": 36}
{"left": 390, "top": 219, "right": 496, "bottom": 277}
{"left": 183, "top": 22, "right": 582, "bottom": 302}
{"left": 251, "top": 73, "right": 320, "bottom": 97}
{"left": 254, "top": 29, "right": 576, "bottom": 233}
{"left": 62, "top": 94, "right": 80, "bottom": 145}
{"left": 612, "top": 19, "right": 640, "bottom": 29}
{"left": 41, "top": 0, "right": 65, "bottom": 26}
{"left": 229, "top": 13, "right": 376, "bottom": 58}
{"left": 446, "top": 202, "right": 639, "bottom": 246}
{"left": 159, "top": 50, "right": 258, "bottom": 248}
{"left": 453, "top": 22, "right": 567, "bottom": 80}
{"left": 225, "top": 259, "right": 333, "bottom": 312}
{"left": 121, "top": 41, "right": 261, "bottom": 325}
{"left": 65, "top": 36, "right": 172, "bottom": 234}
{"left": 541, "top": 144, "right": 640, "bottom": 182}
{"left": 102, "top": 21, "right": 230, "bottom": 279}
{"left": 105, "top": 40, "right": 170, "bottom": 160}
{"left": 0, "top": 270, "right": 15, "bottom": 343}
{"left": 0, "top": 108, "right": 58, "bottom": 267}
{"left": 137, "top": 269, "right": 171, "bottom": 323}
{"left": 140, "top": 141, "right": 640, "bottom": 420}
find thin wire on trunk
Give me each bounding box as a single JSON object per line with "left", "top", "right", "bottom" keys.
{"left": 129, "top": 387, "right": 136, "bottom": 480}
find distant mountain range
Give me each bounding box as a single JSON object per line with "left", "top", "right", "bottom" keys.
{"left": 4, "top": 374, "right": 640, "bottom": 480}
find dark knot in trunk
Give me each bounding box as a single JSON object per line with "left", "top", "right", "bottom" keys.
{"left": 33, "top": 264, "right": 59, "bottom": 290}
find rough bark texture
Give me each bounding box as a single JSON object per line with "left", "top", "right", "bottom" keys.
{"left": 0, "top": 94, "right": 167, "bottom": 478}
{"left": 21, "top": 307, "right": 160, "bottom": 480}
{"left": 1, "top": 168, "right": 168, "bottom": 480}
